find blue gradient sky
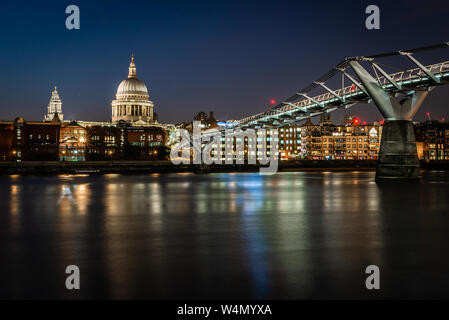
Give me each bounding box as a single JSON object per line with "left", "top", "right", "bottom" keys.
{"left": 0, "top": 0, "right": 448, "bottom": 124}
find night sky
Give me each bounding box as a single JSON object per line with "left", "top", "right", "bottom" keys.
{"left": 1, "top": 0, "right": 448, "bottom": 124}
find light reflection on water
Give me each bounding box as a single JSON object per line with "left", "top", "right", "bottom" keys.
{"left": 1, "top": 171, "right": 449, "bottom": 299}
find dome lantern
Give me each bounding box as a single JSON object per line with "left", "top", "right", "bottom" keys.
{"left": 128, "top": 54, "right": 137, "bottom": 78}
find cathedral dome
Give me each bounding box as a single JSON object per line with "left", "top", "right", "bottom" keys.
{"left": 111, "top": 54, "right": 155, "bottom": 123}
{"left": 116, "top": 77, "right": 148, "bottom": 97}
{"left": 115, "top": 54, "right": 149, "bottom": 99}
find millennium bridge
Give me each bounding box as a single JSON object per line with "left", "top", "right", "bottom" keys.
{"left": 237, "top": 42, "right": 449, "bottom": 181}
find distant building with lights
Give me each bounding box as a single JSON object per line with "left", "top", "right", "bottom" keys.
{"left": 415, "top": 120, "right": 449, "bottom": 160}
{"left": 0, "top": 117, "right": 60, "bottom": 162}
{"left": 43, "top": 87, "right": 64, "bottom": 122}
{"left": 59, "top": 121, "right": 87, "bottom": 161}
{"left": 174, "top": 112, "right": 384, "bottom": 161}
{"left": 277, "top": 114, "right": 383, "bottom": 160}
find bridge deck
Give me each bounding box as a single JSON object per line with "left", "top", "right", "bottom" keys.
{"left": 239, "top": 60, "right": 449, "bottom": 127}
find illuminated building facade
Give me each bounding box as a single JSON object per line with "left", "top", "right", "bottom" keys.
{"left": 0, "top": 117, "right": 60, "bottom": 161}
{"left": 59, "top": 122, "right": 87, "bottom": 161}
{"left": 415, "top": 120, "right": 449, "bottom": 160}
{"left": 3, "top": 113, "right": 449, "bottom": 162}
{"left": 296, "top": 115, "right": 383, "bottom": 160}
{"left": 120, "top": 125, "right": 166, "bottom": 160}
{"left": 194, "top": 111, "right": 218, "bottom": 130}
{"left": 62, "top": 123, "right": 167, "bottom": 161}
{"left": 0, "top": 115, "right": 167, "bottom": 162}
{"left": 85, "top": 125, "right": 122, "bottom": 160}
{"left": 176, "top": 113, "right": 383, "bottom": 161}
{"left": 278, "top": 125, "right": 301, "bottom": 159}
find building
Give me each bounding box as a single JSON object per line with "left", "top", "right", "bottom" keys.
{"left": 83, "top": 122, "right": 166, "bottom": 161}
{"left": 173, "top": 112, "right": 383, "bottom": 162}
{"left": 278, "top": 124, "right": 302, "bottom": 159}
{"left": 177, "top": 111, "right": 218, "bottom": 134}
{"left": 59, "top": 121, "right": 87, "bottom": 161}
{"left": 415, "top": 120, "right": 449, "bottom": 160}
{"left": 0, "top": 121, "right": 15, "bottom": 161}
{"left": 58, "top": 121, "right": 166, "bottom": 161}
{"left": 111, "top": 55, "right": 155, "bottom": 124}
{"left": 295, "top": 115, "right": 383, "bottom": 160}
{"left": 0, "top": 117, "right": 61, "bottom": 161}
{"left": 194, "top": 111, "right": 218, "bottom": 130}
{"left": 21, "top": 120, "right": 60, "bottom": 161}
{"left": 85, "top": 125, "right": 122, "bottom": 160}
{"left": 122, "top": 125, "right": 166, "bottom": 160}
{"left": 43, "top": 87, "right": 64, "bottom": 122}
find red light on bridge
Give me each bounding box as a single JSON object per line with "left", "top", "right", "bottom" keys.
{"left": 380, "top": 120, "right": 384, "bottom": 125}
{"left": 363, "top": 121, "right": 367, "bottom": 125}
{"left": 351, "top": 84, "right": 356, "bottom": 92}
{"left": 353, "top": 118, "right": 360, "bottom": 125}
{"left": 270, "top": 99, "right": 276, "bottom": 105}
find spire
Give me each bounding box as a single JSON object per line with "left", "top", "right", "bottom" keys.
{"left": 128, "top": 53, "right": 137, "bottom": 78}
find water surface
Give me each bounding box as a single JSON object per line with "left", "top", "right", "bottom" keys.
{"left": 1, "top": 171, "right": 449, "bottom": 299}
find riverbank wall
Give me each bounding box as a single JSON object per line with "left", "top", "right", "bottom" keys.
{"left": 0, "top": 160, "right": 447, "bottom": 175}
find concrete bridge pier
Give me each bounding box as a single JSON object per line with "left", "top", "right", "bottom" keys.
{"left": 349, "top": 61, "right": 432, "bottom": 181}
{"left": 376, "top": 119, "right": 421, "bottom": 181}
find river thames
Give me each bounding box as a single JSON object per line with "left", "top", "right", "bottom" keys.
{"left": 1, "top": 171, "right": 449, "bottom": 299}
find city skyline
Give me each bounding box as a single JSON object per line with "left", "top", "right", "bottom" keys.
{"left": 1, "top": 0, "right": 449, "bottom": 124}
{"left": 2, "top": 0, "right": 449, "bottom": 304}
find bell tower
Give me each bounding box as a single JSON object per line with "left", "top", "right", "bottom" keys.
{"left": 44, "top": 86, "right": 64, "bottom": 122}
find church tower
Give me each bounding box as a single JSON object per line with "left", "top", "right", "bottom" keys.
{"left": 44, "top": 86, "right": 64, "bottom": 122}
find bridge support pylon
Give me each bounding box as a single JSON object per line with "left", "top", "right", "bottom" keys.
{"left": 349, "top": 61, "right": 432, "bottom": 182}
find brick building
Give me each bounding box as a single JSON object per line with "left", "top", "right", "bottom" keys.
{"left": 415, "top": 120, "right": 449, "bottom": 160}
{"left": 0, "top": 117, "right": 166, "bottom": 162}
{"left": 0, "top": 117, "right": 61, "bottom": 161}
{"left": 279, "top": 114, "right": 383, "bottom": 160}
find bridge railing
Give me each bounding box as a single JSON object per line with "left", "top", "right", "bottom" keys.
{"left": 239, "top": 60, "right": 449, "bottom": 124}
{"left": 285, "top": 61, "right": 449, "bottom": 109}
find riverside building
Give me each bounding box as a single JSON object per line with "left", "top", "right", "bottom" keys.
{"left": 415, "top": 120, "right": 449, "bottom": 160}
